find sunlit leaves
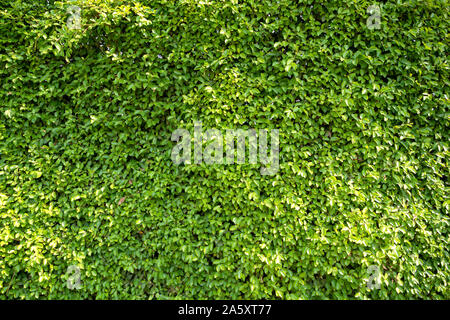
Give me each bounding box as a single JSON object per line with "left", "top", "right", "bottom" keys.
{"left": 0, "top": 0, "right": 448, "bottom": 300}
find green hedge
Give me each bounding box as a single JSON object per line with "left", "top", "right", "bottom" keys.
{"left": 0, "top": 0, "right": 448, "bottom": 299}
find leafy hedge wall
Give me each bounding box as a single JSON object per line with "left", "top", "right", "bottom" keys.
{"left": 0, "top": 0, "right": 449, "bottom": 299}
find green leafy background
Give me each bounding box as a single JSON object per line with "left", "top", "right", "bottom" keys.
{"left": 0, "top": 0, "right": 448, "bottom": 299}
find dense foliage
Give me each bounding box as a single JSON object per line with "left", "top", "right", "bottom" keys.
{"left": 0, "top": 0, "right": 448, "bottom": 299}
